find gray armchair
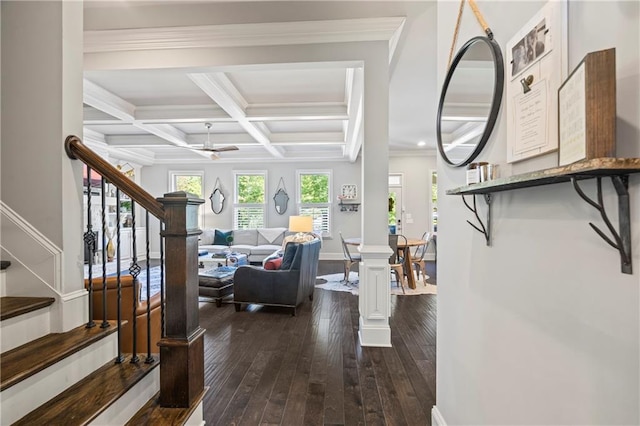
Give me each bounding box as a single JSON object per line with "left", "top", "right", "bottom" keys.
{"left": 233, "top": 239, "right": 321, "bottom": 315}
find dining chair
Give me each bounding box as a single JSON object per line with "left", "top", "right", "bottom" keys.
{"left": 339, "top": 232, "right": 361, "bottom": 283}
{"left": 388, "top": 234, "right": 407, "bottom": 294}
{"left": 412, "top": 232, "right": 431, "bottom": 285}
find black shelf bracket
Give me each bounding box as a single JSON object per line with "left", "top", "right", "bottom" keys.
{"left": 462, "top": 194, "right": 492, "bottom": 246}
{"left": 571, "top": 176, "right": 632, "bottom": 274}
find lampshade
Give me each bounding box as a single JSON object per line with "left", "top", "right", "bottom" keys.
{"left": 288, "top": 215, "right": 313, "bottom": 233}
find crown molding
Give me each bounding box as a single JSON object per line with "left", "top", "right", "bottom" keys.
{"left": 84, "top": 17, "right": 406, "bottom": 57}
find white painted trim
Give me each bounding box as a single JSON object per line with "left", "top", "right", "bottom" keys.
{"left": 92, "top": 365, "right": 160, "bottom": 426}
{"left": 0, "top": 201, "right": 63, "bottom": 292}
{"left": 358, "top": 315, "right": 392, "bottom": 347}
{"left": 432, "top": 406, "right": 448, "bottom": 426}
{"left": 1, "top": 305, "right": 51, "bottom": 352}
{"left": 0, "top": 334, "right": 117, "bottom": 425}
{"left": 84, "top": 18, "right": 407, "bottom": 54}
{"left": 184, "top": 400, "right": 204, "bottom": 426}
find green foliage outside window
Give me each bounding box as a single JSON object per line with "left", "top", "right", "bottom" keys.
{"left": 300, "top": 174, "right": 329, "bottom": 203}
{"left": 175, "top": 175, "right": 202, "bottom": 197}
{"left": 237, "top": 175, "right": 265, "bottom": 203}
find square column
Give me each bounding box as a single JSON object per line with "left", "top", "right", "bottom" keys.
{"left": 358, "top": 44, "right": 392, "bottom": 346}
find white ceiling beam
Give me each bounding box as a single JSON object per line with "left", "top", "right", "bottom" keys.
{"left": 188, "top": 72, "right": 284, "bottom": 158}
{"left": 82, "top": 128, "right": 106, "bottom": 145}
{"left": 344, "top": 68, "right": 364, "bottom": 162}
{"left": 246, "top": 103, "right": 348, "bottom": 121}
{"left": 84, "top": 103, "right": 349, "bottom": 125}
{"left": 135, "top": 105, "right": 231, "bottom": 123}
{"left": 85, "top": 17, "right": 407, "bottom": 53}
{"left": 83, "top": 78, "right": 212, "bottom": 159}
{"left": 107, "top": 132, "right": 345, "bottom": 147}
{"left": 84, "top": 79, "right": 135, "bottom": 122}
{"left": 444, "top": 122, "right": 485, "bottom": 153}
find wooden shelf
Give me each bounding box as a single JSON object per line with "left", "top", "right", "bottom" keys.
{"left": 445, "top": 157, "right": 640, "bottom": 274}
{"left": 447, "top": 158, "right": 640, "bottom": 195}
{"left": 338, "top": 202, "right": 360, "bottom": 212}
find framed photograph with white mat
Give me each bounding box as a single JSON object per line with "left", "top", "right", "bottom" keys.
{"left": 506, "top": 0, "right": 568, "bottom": 163}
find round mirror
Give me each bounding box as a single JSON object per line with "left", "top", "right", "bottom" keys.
{"left": 273, "top": 188, "right": 289, "bottom": 215}
{"left": 209, "top": 188, "right": 225, "bottom": 214}
{"left": 437, "top": 36, "right": 504, "bottom": 167}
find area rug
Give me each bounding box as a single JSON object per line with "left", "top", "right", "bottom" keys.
{"left": 315, "top": 272, "right": 437, "bottom": 296}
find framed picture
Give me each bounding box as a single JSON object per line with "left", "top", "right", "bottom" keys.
{"left": 558, "top": 48, "right": 616, "bottom": 166}
{"left": 506, "top": 0, "right": 568, "bottom": 163}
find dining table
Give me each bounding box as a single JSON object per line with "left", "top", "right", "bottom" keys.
{"left": 344, "top": 236, "right": 428, "bottom": 289}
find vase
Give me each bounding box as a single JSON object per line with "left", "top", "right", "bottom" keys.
{"left": 106, "top": 238, "right": 115, "bottom": 262}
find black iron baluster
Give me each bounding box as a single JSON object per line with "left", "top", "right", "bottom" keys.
{"left": 115, "top": 189, "right": 124, "bottom": 364}
{"left": 128, "top": 200, "right": 141, "bottom": 363}
{"left": 100, "top": 177, "right": 109, "bottom": 328}
{"left": 84, "top": 167, "right": 96, "bottom": 329}
{"left": 160, "top": 221, "right": 165, "bottom": 338}
{"left": 145, "top": 211, "right": 154, "bottom": 363}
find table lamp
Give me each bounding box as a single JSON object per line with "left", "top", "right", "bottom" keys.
{"left": 288, "top": 215, "right": 314, "bottom": 242}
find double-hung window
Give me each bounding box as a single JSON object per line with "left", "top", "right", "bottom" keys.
{"left": 234, "top": 172, "right": 266, "bottom": 229}
{"left": 169, "top": 171, "right": 204, "bottom": 226}
{"left": 297, "top": 170, "right": 331, "bottom": 237}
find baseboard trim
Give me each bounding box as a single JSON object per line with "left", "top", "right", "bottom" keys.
{"left": 432, "top": 405, "right": 447, "bottom": 426}
{"left": 358, "top": 316, "right": 391, "bottom": 347}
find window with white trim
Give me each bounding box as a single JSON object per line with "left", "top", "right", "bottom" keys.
{"left": 169, "top": 171, "right": 204, "bottom": 227}
{"left": 234, "top": 172, "right": 266, "bottom": 229}
{"left": 296, "top": 170, "right": 331, "bottom": 237}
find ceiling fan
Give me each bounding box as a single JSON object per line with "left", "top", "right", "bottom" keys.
{"left": 191, "top": 122, "right": 239, "bottom": 158}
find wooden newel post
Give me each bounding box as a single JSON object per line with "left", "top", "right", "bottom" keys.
{"left": 157, "top": 191, "right": 205, "bottom": 407}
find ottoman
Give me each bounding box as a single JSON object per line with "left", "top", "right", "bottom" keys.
{"left": 198, "top": 266, "right": 236, "bottom": 307}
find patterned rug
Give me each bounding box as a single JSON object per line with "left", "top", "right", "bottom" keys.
{"left": 315, "top": 272, "right": 437, "bottom": 296}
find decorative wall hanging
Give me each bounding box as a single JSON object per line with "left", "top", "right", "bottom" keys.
{"left": 558, "top": 48, "right": 616, "bottom": 166}
{"left": 341, "top": 184, "right": 358, "bottom": 200}
{"left": 506, "top": 0, "right": 568, "bottom": 163}
{"left": 209, "top": 178, "right": 225, "bottom": 214}
{"left": 438, "top": 0, "right": 504, "bottom": 167}
{"left": 273, "top": 178, "right": 289, "bottom": 215}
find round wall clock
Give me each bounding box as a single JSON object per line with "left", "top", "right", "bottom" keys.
{"left": 341, "top": 184, "right": 357, "bottom": 200}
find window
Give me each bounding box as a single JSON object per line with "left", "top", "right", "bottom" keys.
{"left": 169, "top": 171, "right": 204, "bottom": 226}
{"left": 234, "top": 172, "right": 266, "bottom": 229}
{"left": 297, "top": 170, "right": 331, "bottom": 236}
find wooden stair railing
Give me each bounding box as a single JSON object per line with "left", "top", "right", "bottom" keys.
{"left": 65, "top": 136, "right": 164, "bottom": 220}
{"left": 65, "top": 135, "right": 205, "bottom": 409}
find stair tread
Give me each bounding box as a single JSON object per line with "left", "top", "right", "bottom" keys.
{"left": 1, "top": 321, "right": 118, "bottom": 391}
{"left": 14, "top": 354, "right": 159, "bottom": 426}
{"left": 0, "top": 296, "right": 55, "bottom": 321}
{"left": 0, "top": 260, "right": 11, "bottom": 270}
{"left": 126, "top": 387, "right": 207, "bottom": 426}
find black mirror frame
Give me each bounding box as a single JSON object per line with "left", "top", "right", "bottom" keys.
{"left": 273, "top": 188, "right": 289, "bottom": 215}
{"left": 437, "top": 35, "right": 504, "bottom": 167}
{"left": 209, "top": 187, "right": 225, "bottom": 214}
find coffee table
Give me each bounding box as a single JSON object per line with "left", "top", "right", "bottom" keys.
{"left": 199, "top": 266, "right": 236, "bottom": 307}
{"left": 198, "top": 253, "right": 228, "bottom": 269}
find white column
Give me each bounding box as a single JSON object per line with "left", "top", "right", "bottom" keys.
{"left": 358, "top": 44, "right": 392, "bottom": 347}
{"left": 1, "top": 1, "right": 85, "bottom": 331}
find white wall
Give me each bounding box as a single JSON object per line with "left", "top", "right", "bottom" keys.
{"left": 436, "top": 1, "right": 639, "bottom": 424}
{"left": 141, "top": 159, "right": 362, "bottom": 258}
{"left": 389, "top": 153, "right": 437, "bottom": 239}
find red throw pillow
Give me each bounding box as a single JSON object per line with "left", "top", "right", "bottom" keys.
{"left": 264, "top": 257, "right": 282, "bottom": 270}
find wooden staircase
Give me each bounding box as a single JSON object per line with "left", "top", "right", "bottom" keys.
{"left": 0, "top": 263, "right": 201, "bottom": 425}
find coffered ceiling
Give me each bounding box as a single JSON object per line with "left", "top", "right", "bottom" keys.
{"left": 82, "top": 1, "right": 438, "bottom": 165}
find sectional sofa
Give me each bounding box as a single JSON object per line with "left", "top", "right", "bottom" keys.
{"left": 198, "top": 227, "right": 288, "bottom": 263}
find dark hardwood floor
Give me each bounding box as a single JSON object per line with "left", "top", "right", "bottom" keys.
{"left": 199, "top": 260, "right": 437, "bottom": 425}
